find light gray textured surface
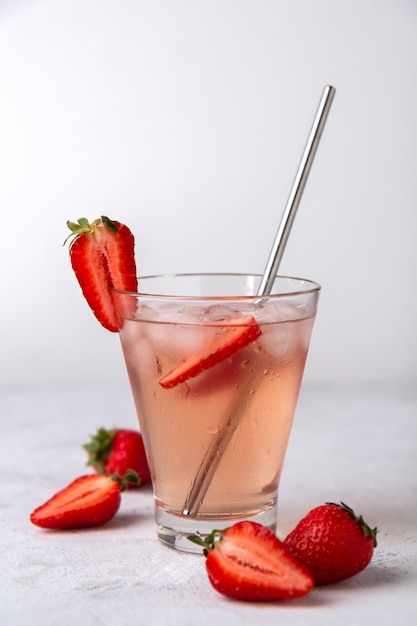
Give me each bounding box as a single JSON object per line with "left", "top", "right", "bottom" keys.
{"left": 1, "top": 384, "right": 416, "bottom": 625}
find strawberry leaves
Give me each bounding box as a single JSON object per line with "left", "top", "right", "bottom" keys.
{"left": 187, "top": 527, "right": 226, "bottom": 556}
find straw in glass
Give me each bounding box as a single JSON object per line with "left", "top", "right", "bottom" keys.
{"left": 182, "top": 85, "right": 336, "bottom": 517}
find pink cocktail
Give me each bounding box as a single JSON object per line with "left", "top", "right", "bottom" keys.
{"left": 111, "top": 273, "right": 320, "bottom": 552}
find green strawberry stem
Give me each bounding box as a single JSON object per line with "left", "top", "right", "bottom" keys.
{"left": 187, "top": 528, "right": 229, "bottom": 555}
{"left": 110, "top": 469, "right": 140, "bottom": 491}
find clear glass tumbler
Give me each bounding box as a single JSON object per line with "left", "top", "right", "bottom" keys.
{"left": 111, "top": 273, "right": 320, "bottom": 552}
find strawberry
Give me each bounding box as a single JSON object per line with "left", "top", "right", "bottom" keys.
{"left": 65, "top": 216, "right": 137, "bottom": 332}
{"left": 284, "top": 502, "right": 378, "bottom": 586}
{"left": 188, "top": 521, "right": 314, "bottom": 602}
{"left": 159, "top": 315, "right": 262, "bottom": 389}
{"left": 30, "top": 472, "right": 137, "bottom": 530}
{"left": 83, "top": 427, "right": 151, "bottom": 487}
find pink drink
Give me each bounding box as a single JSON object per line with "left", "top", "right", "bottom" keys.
{"left": 112, "top": 274, "right": 320, "bottom": 552}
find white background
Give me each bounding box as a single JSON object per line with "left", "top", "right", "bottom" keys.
{"left": 1, "top": 0, "right": 416, "bottom": 387}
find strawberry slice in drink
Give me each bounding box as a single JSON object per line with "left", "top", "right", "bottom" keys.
{"left": 159, "top": 315, "right": 261, "bottom": 389}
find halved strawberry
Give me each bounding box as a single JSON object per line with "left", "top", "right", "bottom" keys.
{"left": 188, "top": 521, "right": 314, "bottom": 602}
{"left": 159, "top": 315, "right": 262, "bottom": 389}
{"left": 65, "top": 216, "right": 137, "bottom": 332}
{"left": 30, "top": 473, "right": 137, "bottom": 530}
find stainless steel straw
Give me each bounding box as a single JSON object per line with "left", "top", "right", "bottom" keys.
{"left": 182, "top": 85, "right": 336, "bottom": 517}
{"left": 257, "top": 84, "right": 335, "bottom": 296}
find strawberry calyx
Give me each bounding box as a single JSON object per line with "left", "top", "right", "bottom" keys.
{"left": 328, "top": 502, "right": 378, "bottom": 547}
{"left": 109, "top": 469, "right": 140, "bottom": 491}
{"left": 187, "top": 528, "right": 228, "bottom": 556}
{"left": 84, "top": 427, "right": 118, "bottom": 474}
{"left": 64, "top": 216, "right": 118, "bottom": 246}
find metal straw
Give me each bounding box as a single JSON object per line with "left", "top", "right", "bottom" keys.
{"left": 182, "top": 85, "right": 336, "bottom": 517}
{"left": 257, "top": 84, "right": 336, "bottom": 296}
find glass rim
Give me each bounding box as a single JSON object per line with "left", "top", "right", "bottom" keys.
{"left": 111, "top": 273, "right": 321, "bottom": 301}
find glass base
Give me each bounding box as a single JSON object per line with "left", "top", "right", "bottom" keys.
{"left": 155, "top": 503, "right": 278, "bottom": 553}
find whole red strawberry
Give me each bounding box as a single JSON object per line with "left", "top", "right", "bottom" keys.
{"left": 65, "top": 216, "right": 137, "bottom": 332}
{"left": 284, "top": 502, "right": 377, "bottom": 585}
{"left": 84, "top": 428, "right": 151, "bottom": 487}
{"left": 30, "top": 473, "right": 137, "bottom": 530}
{"left": 188, "top": 521, "right": 314, "bottom": 602}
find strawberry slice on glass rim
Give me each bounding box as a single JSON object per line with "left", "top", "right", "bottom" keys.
{"left": 65, "top": 216, "right": 138, "bottom": 332}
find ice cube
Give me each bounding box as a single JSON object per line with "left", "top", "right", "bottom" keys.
{"left": 120, "top": 323, "right": 158, "bottom": 374}
{"left": 201, "top": 304, "right": 240, "bottom": 323}
{"left": 257, "top": 320, "right": 291, "bottom": 359}
{"left": 139, "top": 305, "right": 209, "bottom": 361}
{"left": 255, "top": 299, "right": 298, "bottom": 324}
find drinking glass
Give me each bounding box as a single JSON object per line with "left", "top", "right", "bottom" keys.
{"left": 111, "top": 273, "right": 320, "bottom": 552}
